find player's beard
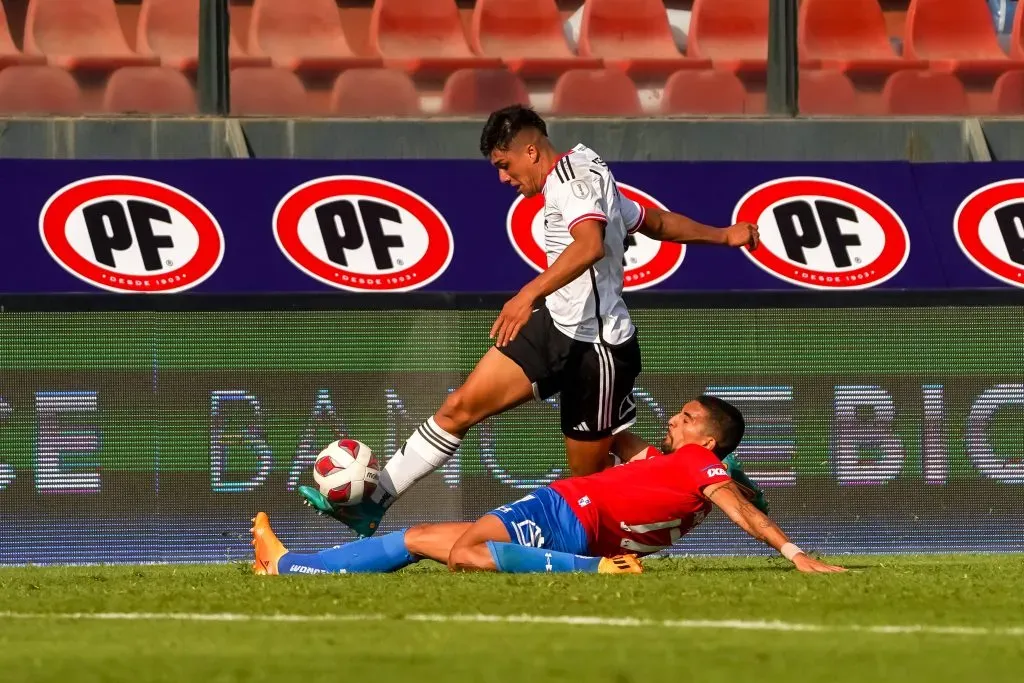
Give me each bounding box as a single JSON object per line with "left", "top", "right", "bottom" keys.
{"left": 660, "top": 435, "right": 672, "bottom": 454}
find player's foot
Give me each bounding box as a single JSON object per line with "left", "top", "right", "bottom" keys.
{"left": 723, "top": 454, "right": 769, "bottom": 514}
{"left": 298, "top": 485, "right": 385, "bottom": 538}
{"left": 251, "top": 512, "right": 288, "bottom": 575}
{"left": 598, "top": 554, "right": 643, "bottom": 574}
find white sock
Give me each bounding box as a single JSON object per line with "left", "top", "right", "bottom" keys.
{"left": 373, "top": 417, "right": 461, "bottom": 506}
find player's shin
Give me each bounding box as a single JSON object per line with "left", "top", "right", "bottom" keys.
{"left": 374, "top": 417, "right": 461, "bottom": 506}
{"left": 278, "top": 531, "right": 418, "bottom": 574}
{"left": 485, "top": 541, "right": 602, "bottom": 573}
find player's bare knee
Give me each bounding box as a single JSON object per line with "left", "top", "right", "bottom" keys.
{"left": 435, "top": 389, "right": 476, "bottom": 433}
{"left": 447, "top": 542, "right": 489, "bottom": 572}
{"left": 402, "top": 525, "right": 430, "bottom": 556}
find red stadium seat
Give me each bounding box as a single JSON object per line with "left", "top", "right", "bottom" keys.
{"left": 882, "top": 70, "right": 969, "bottom": 115}
{"left": 993, "top": 70, "right": 1024, "bottom": 114}
{"left": 577, "top": 0, "right": 710, "bottom": 77}
{"left": 798, "top": 70, "right": 860, "bottom": 115}
{"left": 660, "top": 69, "right": 745, "bottom": 114}
{"left": 102, "top": 66, "right": 197, "bottom": 114}
{"left": 330, "top": 68, "right": 421, "bottom": 116}
{"left": 137, "top": 0, "right": 270, "bottom": 71}
{"left": 904, "top": 0, "right": 1024, "bottom": 76}
{"left": 249, "top": 0, "right": 381, "bottom": 74}
{"left": 441, "top": 69, "right": 530, "bottom": 114}
{"left": 799, "top": 0, "right": 927, "bottom": 76}
{"left": 551, "top": 69, "right": 642, "bottom": 116}
{"left": 1010, "top": 3, "right": 1024, "bottom": 61}
{"left": 0, "top": 2, "right": 45, "bottom": 68}
{"left": 230, "top": 67, "right": 311, "bottom": 116}
{"left": 0, "top": 65, "right": 81, "bottom": 114}
{"left": 471, "top": 0, "right": 602, "bottom": 77}
{"left": 370, "top": 0, "right": 502, "bottom": 78}
{"left": 24, "top": 0, "right": 159, "bottom": 71}
{"left": 688, "top": 0, "right": 771, "bottom": 75}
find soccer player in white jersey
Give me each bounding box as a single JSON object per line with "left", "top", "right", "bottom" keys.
{"left": 299, "top": 105, "right": 760, "bottom": 537}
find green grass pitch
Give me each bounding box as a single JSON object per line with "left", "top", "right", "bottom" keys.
{"left": 1, "top": 555, "right": 1023, "bottom": 683}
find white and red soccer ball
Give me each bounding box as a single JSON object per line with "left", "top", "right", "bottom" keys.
{"left": 313, "top": 439, "right": 380, "bottom": 506}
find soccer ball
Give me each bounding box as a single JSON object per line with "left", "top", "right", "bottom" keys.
{"left": 313, "top": 439, "right": 380, "bottom": 506}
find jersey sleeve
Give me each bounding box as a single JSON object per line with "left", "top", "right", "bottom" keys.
{"left": 548, "top": 174, "right": 608, "bottom": 237}
{"left": 680, "top": 449, "right": 732, "bottom": 493}
{"left": 621, "top": 197, "right": 646, "bottom": 235}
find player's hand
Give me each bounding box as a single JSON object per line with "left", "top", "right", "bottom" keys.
{"left": 723, "top": 222, "right": 760, "bottom": 250}
{"left": 792, "top": 553, "right": 847, "bottom": 573}
{"left": 491, "top": 291, "right": 535, "bottom": 348}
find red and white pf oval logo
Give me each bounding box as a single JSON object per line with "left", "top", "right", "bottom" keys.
{"left": 955, "top": 179, "right": 1024, "bottom": 287}
{"left": 733, "top": 176, "right": 910, "bottom": 290}
{"left": 39, "top": 175, "right": 224, "bottom": 293}
{"left": 274, "top": 176, "right": 454, "bottom": 292}
{"left": 506, "top": 184, "right": 684, "bottom": 290}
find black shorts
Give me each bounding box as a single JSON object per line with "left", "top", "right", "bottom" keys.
{"left": 498, "top": 307, "right": 642, "bottom": 441}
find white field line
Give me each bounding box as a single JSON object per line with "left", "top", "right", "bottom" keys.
{"left": 0, "top": 611, "right": 1022, "bottom": 637}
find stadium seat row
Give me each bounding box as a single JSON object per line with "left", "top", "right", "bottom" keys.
{"left": 5, "top": 0, "right": 1024, "bottom": 80}
{"left": 3, "top": 65, "right": 1022, "bottom": 117}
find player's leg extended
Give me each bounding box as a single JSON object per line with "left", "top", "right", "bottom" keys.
{"left": 299, "top": 346, "right": 537, "bottom": 534}
{"left": 378, "top": 346, "right": 535, "bottom": 502}
{"left": 403, "top": 522, "right": 474, "bottom": 564}
{"left": 448, "top": 489, "right": 641, "bottom": 574}
{"left": 252, "top": 512, "right": 442, "bottom": 575}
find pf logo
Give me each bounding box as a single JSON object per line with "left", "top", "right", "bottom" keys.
{"left": 274, "top": 176, "right": 454, "bottom": 292}
{"left": 955, "top": 180, "right": 1024, "bottom": 287}
{"left": 733, "top": 177, "right": 910, "bottom": 289}
{"left": 40, "top": 176, "right": 224, "bottom": 293}
{"left": 507, "top": 184, "right": 684, "bottom": 290}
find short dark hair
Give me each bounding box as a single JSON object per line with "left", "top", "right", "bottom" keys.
{"left": 696, "top": 395, "right": 745, "bottom": 457}
{"left": 479, "top": 105, "right": 548, "bottom": 157}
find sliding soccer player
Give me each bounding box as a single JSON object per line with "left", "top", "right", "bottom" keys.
{"left": 256, "top": 396, "right": 844, "bottom": 575}
{"left": 299, "top": 105, "right": 760, "bottom": 537}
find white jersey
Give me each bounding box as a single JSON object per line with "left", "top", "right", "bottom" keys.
{"left": 541, "top": 143, "right": 645, "bottom": 344}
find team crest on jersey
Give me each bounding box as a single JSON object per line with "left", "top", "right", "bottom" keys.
{"left": 732, "top": 176, "right": 910, "bottom": 290}
{"left": 954, "top": 179, "right": 1024, "bottom": 287}
{"left": 506, "top": 183, "right": 685, "bottom": 290}
{"left": 570, "top": 180, "right": 591, "bottom": 199}
{"left": 273, "top": 176, "right": 454, "bottom": 292}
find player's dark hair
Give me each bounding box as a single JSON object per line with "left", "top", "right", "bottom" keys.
{"left": 479, "top": 105, "right": 548, "bottom": 157}
{"left": 696, "top": 395, "right": 745, "bottom": 457}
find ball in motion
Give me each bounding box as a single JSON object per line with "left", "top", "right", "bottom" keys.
{"left": 313, "top": 439, "right": 380, "bottom": 506}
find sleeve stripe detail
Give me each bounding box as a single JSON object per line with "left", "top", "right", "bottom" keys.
{"left": 567, "top": 212, "right": 609, "bottom": 235}
{"left": 627, "top": 204, "right": 647, "bottom": 234}
{"left": 562, "top": 157, "right": 576, "bottom": 180}
{"left": 555, "top": 156, "right": 576, "bottom": 184}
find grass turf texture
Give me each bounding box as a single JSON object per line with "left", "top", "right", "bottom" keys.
{"left": 1, "top": 555, "right": 1023, "bottom": 683}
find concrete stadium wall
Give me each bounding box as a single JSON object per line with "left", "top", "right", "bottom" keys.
{"left": 0, "top": 117, "right": 1019, "bottom": 162}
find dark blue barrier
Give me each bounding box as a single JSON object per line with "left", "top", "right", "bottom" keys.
{"left": 1, "top": 159, "right": 1021, "bottom": 294}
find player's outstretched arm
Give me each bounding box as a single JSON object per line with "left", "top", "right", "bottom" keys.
{"left": 704, "top": 481, "right": 847, "bottom": 573}
{"left": 638, "top": 207, "right": 760, "bottom": 251}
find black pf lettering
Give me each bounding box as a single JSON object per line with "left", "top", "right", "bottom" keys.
{"left": 993, "top": 203, "right": 1024, "bottom": 265}
{"left": 773, "top": 199, "right": 861, "bottom": 267}
{"left": 316, "top": 199, "right": 405, "bottom": 270}
{"left": 83, "top": 199, "right": 174, "bottom": 271}
{"left": 815, "top": 200, "right": 861, "bottom": 268}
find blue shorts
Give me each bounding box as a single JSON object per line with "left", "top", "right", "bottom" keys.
{"left": 487, "top": 486, "right": 590, "bottom": 555}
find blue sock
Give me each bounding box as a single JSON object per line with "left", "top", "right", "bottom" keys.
{"left": 486, "top": 541, "right": 601, "bottom": 573}
{"left": 278, "top": 530, "right": 417, "bottom": 575}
